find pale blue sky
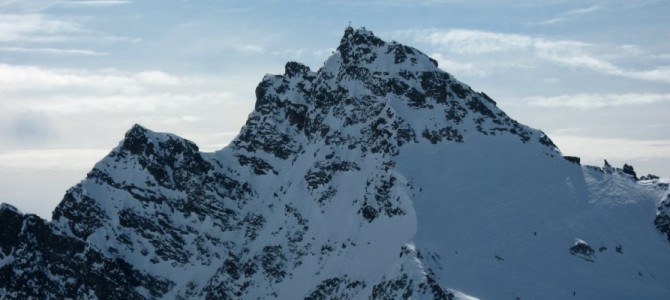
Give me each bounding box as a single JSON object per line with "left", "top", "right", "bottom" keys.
{"left": 1, "top": 0, "right": 669, "bottom": 218}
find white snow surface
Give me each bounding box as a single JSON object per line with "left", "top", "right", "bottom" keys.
{"left": 398, "top": 135, "right": 670, "bottom": 299}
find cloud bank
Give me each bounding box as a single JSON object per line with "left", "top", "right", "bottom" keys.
{"left": 394, "top": 28, "right": 670, "bottom": 83}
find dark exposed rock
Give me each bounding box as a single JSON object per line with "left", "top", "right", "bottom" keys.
{"left": 305, "top": 276, "right": 366, "bottom": 300}
{"left": 420, "top": 72, "right": 450, "bottom": 104}
{"left": 655, "top": 195, "right": 670, "bottom": 242}
{"left": 243, "top": 213, "right": 266, "bottom": 241}
{"left": 371, "top": 274, "right": 414, "bottom": 299}
{"left": 338, "top": 26, "right": 385, "bottom": 65}
{"left": 51, "top": 187, "right": 107, "bottom": 239}
{"left": 0, "top": 204, "right": 24, "bottom": 257}
{"left": 285, "top": 61, "right": 311, "bottom": 78}
{"left": 564, "top": 156, "right": 581, "bottom": 165}
{"left": 570, "top": 240, "right": 596, "bottom": 262}
{"left": 236, "top": 154, "right": 277, "bottom": 175}
{"left": 261, "top": 245, "right": 286, "bottom": 283}
{"left": 305, "top": 169, "right": 333, "bottom": 190}
{"left": 0, "top": 209, "right": 172, "bottom": 299}
{"left": 420, "top": 275, "right": 455, "bottom": 300}
{"left": 422, "top": 127, "right": 463, "bottom": 144}
{"left": 361, "top": 205, "right": 378, "bottom": 222}
{"left": 538, "top": 133, "right": 558, "bottom": 149}
{"left": 406, "top": 87, "right": 430, "bottom": 108}
{"left": 359, "top": 172, "right": 406, "bottom": 222}
{"left": 640, "top": 174, "right": 660, "bottom": 181}
{"left": 603, "top": 160, "right": 613, "bottom": 172}
{"left": 622, "top": 164, "right": 638, "bottom": 180}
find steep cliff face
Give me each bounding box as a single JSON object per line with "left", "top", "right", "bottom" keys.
{"left": 1, "top": 27, "right": 669, "bottom": 299}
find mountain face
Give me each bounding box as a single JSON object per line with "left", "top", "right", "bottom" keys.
{"left": 1, "top": 27, "right": 670, "bottom": 299}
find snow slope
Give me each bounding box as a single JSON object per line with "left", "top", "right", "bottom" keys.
{"left": 399, "top": 135, "right": 670, "bottom": 299}
{"left": 1, "top": 26, "right": 669, "bottom": 299}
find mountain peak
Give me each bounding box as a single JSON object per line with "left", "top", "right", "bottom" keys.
{"left": 240, "top": 26, "right": 557, "bottom": 161}
{"left": 337, "top": 26, "right": 387, "bottom": 65}
{"left": 120, "top": 123, "right": 154, "bottom": 155}
{"left": 332, "top": 26, "right": 440, "bottom": 72}
{"left": 284, "top": 61, "right": 312, "bottom": 78}
{"left": 0, "top": 203, "right": 19, "bottom": 214}
{"left": 2, "top": 26, "right": 669, "bottom": 300}
{"left": 339, "top": 26, "right": 385, "bottom": 48}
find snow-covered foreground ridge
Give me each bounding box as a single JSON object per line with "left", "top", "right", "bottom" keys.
{"left": 1, "top": 27, "right": 670, "bottom": 299}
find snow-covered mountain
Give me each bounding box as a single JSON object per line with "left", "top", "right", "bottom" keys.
{"left": 1, "top": 27, "right": 669, "bottom": 299}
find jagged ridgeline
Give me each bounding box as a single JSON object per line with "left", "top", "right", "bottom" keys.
{"left": 1, "top": 27, "right": 669, "bottom": 299}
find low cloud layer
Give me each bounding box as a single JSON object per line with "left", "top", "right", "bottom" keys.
{"left": 0, "top": 63, "right": 256, "bottom": 167}
{"left": 520, "top": 93, "right": 670, "bottom": 109}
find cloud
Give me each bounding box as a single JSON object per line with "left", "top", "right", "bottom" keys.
{"left": 0, "top": 13, "right": 83, "bottom": 42}
{"left": 549, "top": 134, "right": 670, "bottom": 163}
{"left": 0, "top": 0, "right": 129, "bottom": 11}
{"left": 234, "top": 44, "right": 266, "bottom": 54}
{"left": 0, "top": 64, "right": 213, "bottom": 95}
{"left": 520, "top": 93, "right": 670, "bottom": 110}
{"left": 0, "top": 46, "right": 108, "bottom": 56}
{"left": 531, "top": 4, "right": 600, "bottom": 25}
{"left": 621, "top": 67, "right": 670, "bottom": 82}
{"left": 58, "top": 0, "right": 130, "bottom": 7}
{"left": 2, "top": 93, "right": 226, "bottom": 115}
{"left": 0, "top": 62, "right": 256, "bottom": 156}
{"left": 418, "top": 29, "right": 536, "bottom": 54}
{"left": 430, "top": 53, "right": 487, "bottom": 76}
{"left": 8, "top": 113, "right": 55, "bottom": 145}
{"left": 397, "top": 28, "right": 670, "bottom": 83}
{"left": 0, "top": 64, "right": 142, "bottom": 93}
{"left": 549, "top": 133, "right": 670, "bottom": 178}
{"left": 134, "top": 70, "right": 183, "bottom": 86}
{"left": 0, "top": 148, "right": 109, "bottom": 170}
{"left": 0, "top": 1, "right": 136, "bottom": 44}
{"left": 535, "top": 17, "right": 567, "bottom": 25}
{"left": 566, "top": 5, "right": 600, "bottom": 16}
{"left": 342, "top": 0, "right": 465, "bottom": 6}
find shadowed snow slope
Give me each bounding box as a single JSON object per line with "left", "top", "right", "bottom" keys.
{"left": 1, "top": 27, "right": 669, "bottom": 299}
